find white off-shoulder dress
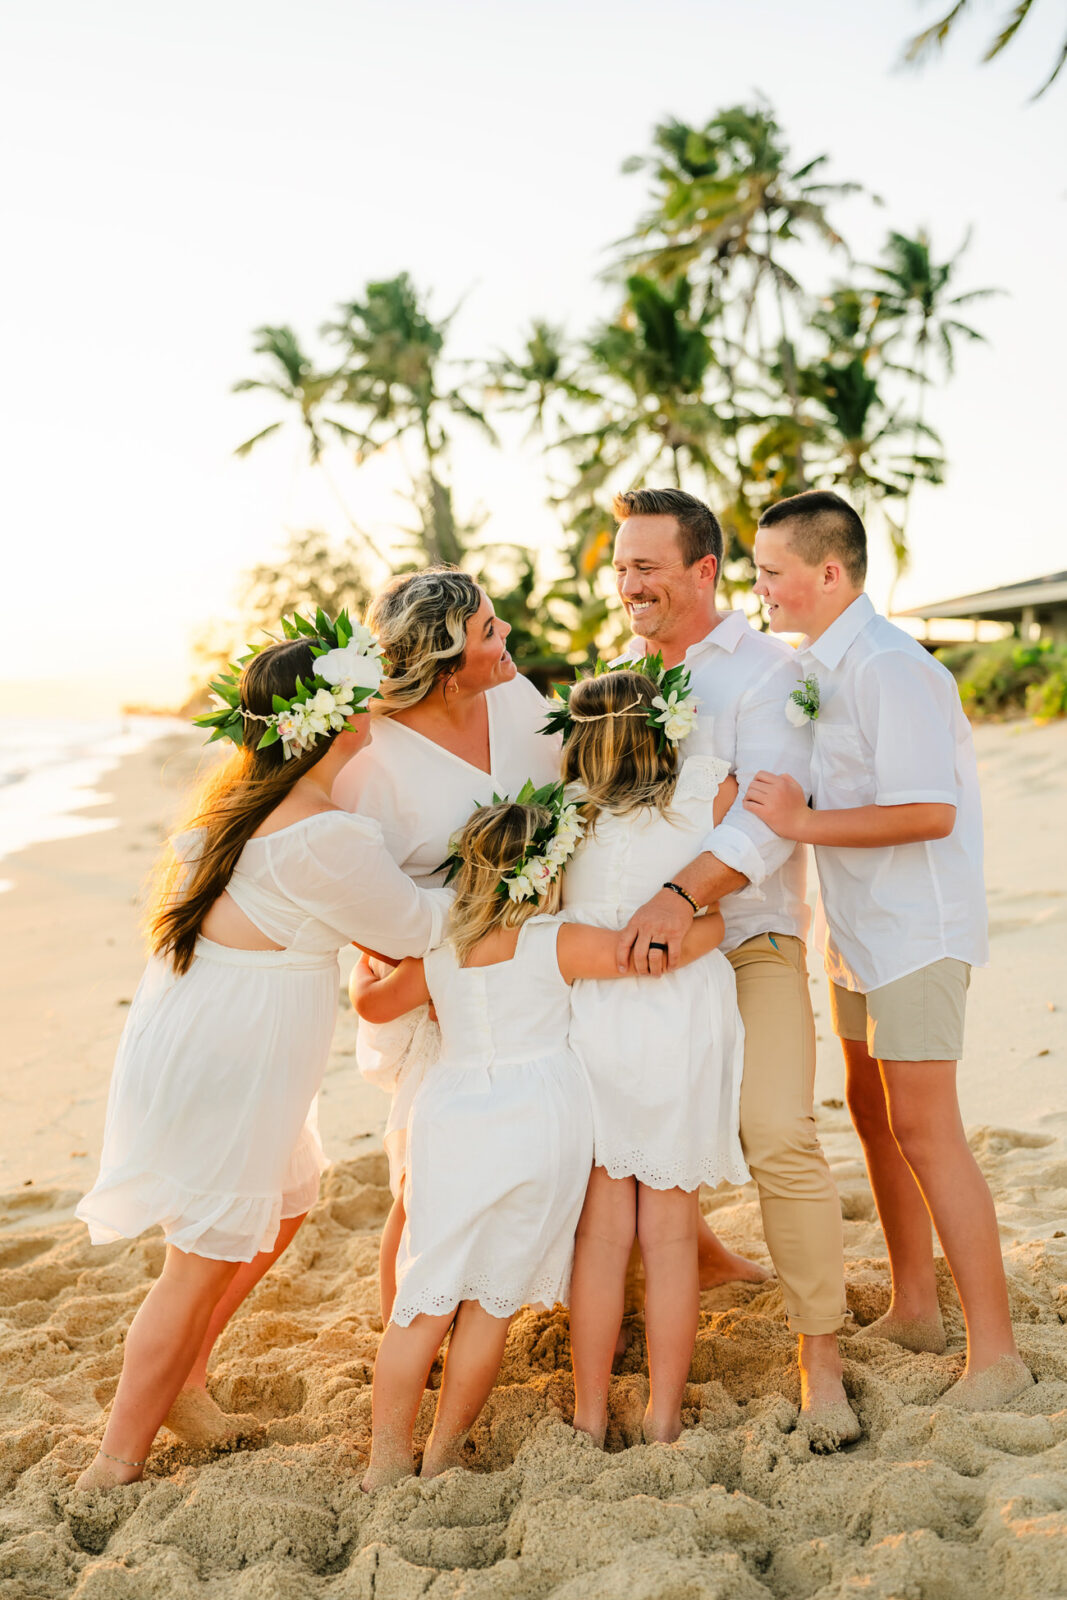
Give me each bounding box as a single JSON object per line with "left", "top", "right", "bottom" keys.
{"left": 391, "top": 917, "right": 593, "bottom": 1326}
{"left": 333, "top": 672, "right": 561, "bottom": 1195}
{"left": 561, "top": 758, "right": 750, "bottom": 1192}
{"left": 76, "top": 812, "right": 450, "bottom": 1262}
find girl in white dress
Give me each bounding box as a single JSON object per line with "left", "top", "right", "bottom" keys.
{"left": 352, "top": 789, "right": 725, "bottom": 1489}
{"left": 555, "top": 667, "right": 749, "bottom": 1448}
{"left": 75, "top": 616, "right": 450, "bottom": 1490}
{"left": 333, "top": 568, "right": 559, "bottom": 1317}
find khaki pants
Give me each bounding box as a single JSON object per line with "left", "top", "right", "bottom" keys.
{"left": 729, "top": 933, "right": 847, "bottom": 1336}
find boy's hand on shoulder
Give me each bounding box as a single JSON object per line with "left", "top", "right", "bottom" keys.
{"left": 744, "top": 771, "right": 809, "bottom": 841}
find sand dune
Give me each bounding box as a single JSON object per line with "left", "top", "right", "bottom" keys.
{"left": 1, "top": 721, "right": 1065, "bottom": 1599}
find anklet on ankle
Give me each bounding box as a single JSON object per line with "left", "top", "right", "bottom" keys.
{"left": 99, "top": 1447, "right": 148, "bottom": 1468}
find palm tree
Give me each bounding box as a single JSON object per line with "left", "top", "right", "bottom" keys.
{"left": 866, "top": 229, "right": 1000, "bottom": 603}
{"left": 623, "top": 104, "right": 864, "bottom": 486}
{"left": 485, "top": 320, "right": 595, "bottom": 438}
{"left": 231, "top": 325, "right": 386, "bottom": 565}
{"left": 581, "top": 273, "right": 726, "bottom": 490}
{"left": 324, "top": 273, "right": 494, "bottom": 566}
{"left": 799, "top": 349, "right": 945, "bottom": 599}
{"left": 902, "top": 0, "right": 1065, "bottom": 100}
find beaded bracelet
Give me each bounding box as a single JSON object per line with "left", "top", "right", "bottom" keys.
{"left": 662, "top": 881, "right": 699, "bottom": 915}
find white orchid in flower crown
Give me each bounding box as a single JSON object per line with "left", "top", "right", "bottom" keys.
{"left": 437, "top": 782, "right": 585, "bottom": 903}
{"left": 542, "top": 653, "right": 699, "bottom": 752}
{"left": 193, "top": 607, "right": 384, "bottom": 760}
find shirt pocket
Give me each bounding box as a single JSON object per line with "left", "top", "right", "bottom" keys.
{"left": 813, "top": 723, "right": 876, "bottom": 805}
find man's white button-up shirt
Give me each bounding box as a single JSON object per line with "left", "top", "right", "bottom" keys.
{"left": 799, "top": 593, "right": 989, "bottom": 994}
{"left": 622, "top": 608, "right": 812, "bottom": 953}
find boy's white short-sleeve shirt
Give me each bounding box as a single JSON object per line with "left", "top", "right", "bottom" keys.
{"left": 800, "top": 593, "right": 988, "bottom": 994}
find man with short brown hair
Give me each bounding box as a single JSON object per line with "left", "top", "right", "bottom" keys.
{"left": 613, "top": 486, "right": 858, "bottom": 1448}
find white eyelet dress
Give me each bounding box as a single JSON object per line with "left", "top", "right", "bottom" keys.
{"left": 76, "top": 812, "right": 450, "bottom": 1263}
{"left": 390, "top": 917, "right": 594, "bottom": 1326}
{"left": 561, "top": 758, "right": 750, "bottom": 1192}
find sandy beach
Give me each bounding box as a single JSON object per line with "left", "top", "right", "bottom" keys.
{"left": 1, "top": 721, "right": 1065, "bottom": 1599}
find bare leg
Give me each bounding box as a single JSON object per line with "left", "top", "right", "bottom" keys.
{"left": 844, "top": 1040, "right": 945, "bottom": 1350}
{"left": 364, "top": 1309, "right": 454, "bottom": 1491}
{"left": 162, "top": 1213, "right": 307, "bottom": 1445}
{"left": 570, "top": 1167, "right": 636, "bottom": 1445}
{"left": 880, "top": 1060, "right": 1030, "bottom": 1406}
{"left": 76, "top": 1248, "right": 240, "bottom": 1489}
{"left": 420, "top": 1302, "right": 512, "bottom": 1478}
{"left": 638, "top": 1185, "right": 699, "bottom": 1443}
{"left": 696, "top": 1213, "right": 772, "bottom": 1289}
{"left": 379, "top": 1188, "right": 406, "bottom": 1326}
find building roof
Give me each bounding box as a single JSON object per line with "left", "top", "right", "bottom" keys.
{"left": 897, "top": 571, "right": 1067, "bottom": 621}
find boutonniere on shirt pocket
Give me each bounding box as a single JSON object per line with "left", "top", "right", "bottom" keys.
{"left": 785, "top": 674, "right": 820, "bottom": 727}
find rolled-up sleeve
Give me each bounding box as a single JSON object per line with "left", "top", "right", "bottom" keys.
{"left": 701, "top": 655, "right": 813, "bottom": 887}
{"left": 857, "top": 653, "right": 959, "bottom": 807}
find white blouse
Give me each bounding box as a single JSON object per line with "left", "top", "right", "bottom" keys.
{"left": 333, "top": 672, "right": 562, "bottom": 881}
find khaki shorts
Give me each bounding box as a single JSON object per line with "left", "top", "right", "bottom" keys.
{"left": 830, "top": 958, "right": 971, "bottom": 1062}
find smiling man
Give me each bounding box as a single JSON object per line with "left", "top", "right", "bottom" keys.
{"left": 612, "top": 485, "right": 857, "bottom": 1449}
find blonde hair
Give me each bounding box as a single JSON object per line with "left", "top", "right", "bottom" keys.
{"left": 148, "top": 639, "right": 338, "bottom": 975}
{"left": 560, "top": 671, "right": 677, "bottom": 823}
{"left": 364, "top": 566, "right": 482, "bottom": 715}
{"left": 448, "top": 802, "right": 562, "bottom": 965}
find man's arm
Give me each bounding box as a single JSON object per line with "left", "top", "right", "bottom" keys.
{"left": 743, "top": 772, "right": 956, "bottom": 846}
{"left": 615, "top": 648, "right": 812, "bottom": 975}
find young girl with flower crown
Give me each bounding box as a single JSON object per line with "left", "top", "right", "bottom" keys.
{"left": 352, "top": 788, "right": 725, "bottom": 1489}
{"left": 553, "top": 666, "right": 749, "bottom": 1448}
{"left": 74, "top": 613, "right": 452, "bottom": 1491}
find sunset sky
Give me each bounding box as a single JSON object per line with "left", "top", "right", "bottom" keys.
{"left": 2, "top": 0, "right": 1065, "bottom": 714}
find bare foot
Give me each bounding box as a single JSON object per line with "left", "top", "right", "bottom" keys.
{"left": 571, "top": 1413, "right": 607, "bottom": 1448}
{"left": 642, "top": 1405, "right": 682, "bottom": 1445}
{"left": 698, "top": 1241, "right": 773, "bottom": 1291}
{"left": 163, "top": 1388, "right": 263, "bottom": 1447}
{"left": 854, "top": 1310, "right": 947, "bottom": 1354}
{"left": 940, "top": 1355, "right": 1034, "bottom": 1412}
{"left": 798, "top": 1333, "right": 861, "bottom": 1454}
{"left": 421, "top": 1434, "right": 466, "bottom": 1479}
{"left": 75, "top": 1452, "right": 143, "bottom": 1491}
{"left": 361, "top": 1452, "right": 413, "bottom": 1492}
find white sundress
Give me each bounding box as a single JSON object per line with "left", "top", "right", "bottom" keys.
{"left": 76, "top": 812, "right": 450, "bottom": 1263}
{"left": 561, "top": 758, "right": 750, "bottom": 1192}
{"left": 391, "top": 917, "right": 594, "bottom": 1326}
{"left": 332, "top": 671, "right": 561, "bottom": 1196}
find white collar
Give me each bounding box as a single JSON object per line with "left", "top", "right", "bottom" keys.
{"left": 803, "top": 593, "right": 876, "bottom": 671}
{"left": 625, "top": 608, "right": 750, "bottom": 667}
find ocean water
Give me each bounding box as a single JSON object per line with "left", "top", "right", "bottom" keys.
{"left": 0, "top": 716, "right": 182, "bottom": 891}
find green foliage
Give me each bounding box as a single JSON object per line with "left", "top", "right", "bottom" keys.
{"left": 936, "top": 638, "right": 1067, "bottom": 721}
{"left": 901, "top": 0, "right": 1065, "bottom": 101}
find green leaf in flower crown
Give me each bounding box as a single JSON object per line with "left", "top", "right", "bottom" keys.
{"left": 515, "top": 778, "right": 536, "bottom": 804}
{"left": 314, "top": 606, "right": 330, "bottom": 638}
{"left": 272, "top": 694, "right": 290, "bottom": 714}
{"left": 293, "top": 677, "right": 310, "bottom": 704}
{"left": 281, "top": 617, "right": 301, "bottom": 640}
{"left": 257, "top": 726, "right": 281, "bottom": 749}
{"left": 335, "top": 612, "right": 351, "bottom": 647}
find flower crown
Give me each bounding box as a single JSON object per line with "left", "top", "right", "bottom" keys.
{"left": 437, "top": 780, "right": 585, "bottom": 904}
{"left": 192, "top": 607, "right": 385, "bottom": 760}
{"left": 541, "top": 653, "right": 699, "bottom": 752}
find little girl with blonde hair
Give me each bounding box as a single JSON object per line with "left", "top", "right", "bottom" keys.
{"left": 555, "top": 666, "right": 749, "bottom": 1448}
{"left": 352, "top": 787, "right": 724, "bottom": 1488}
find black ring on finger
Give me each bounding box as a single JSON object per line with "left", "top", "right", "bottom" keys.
{"left": 649, "top": 941, "right": 669, "bottom": 952}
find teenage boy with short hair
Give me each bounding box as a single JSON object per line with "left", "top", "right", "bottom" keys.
{"left": 744, "top": 488, "right": 1030, "bottom": 1409}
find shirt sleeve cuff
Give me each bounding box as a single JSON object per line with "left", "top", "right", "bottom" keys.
{"left": 874, "top": 790, "right": 957, "bottom": 807}
{"left": 700, "top": 824, "right": 768, "bottom": 894}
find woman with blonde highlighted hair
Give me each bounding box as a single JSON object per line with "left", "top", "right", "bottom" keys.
{"left": 332, "top": 566, "right": 559, "bottom": 1317}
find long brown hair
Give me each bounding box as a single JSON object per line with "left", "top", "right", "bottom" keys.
{"left": 559, "top": 671, "right": 678, "bottom": 824}
{"left": 448, "top": 801, "right": 562, "bottom": 965}
{"left": 148, "top": 638, "right": 339, "bottom": 975}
